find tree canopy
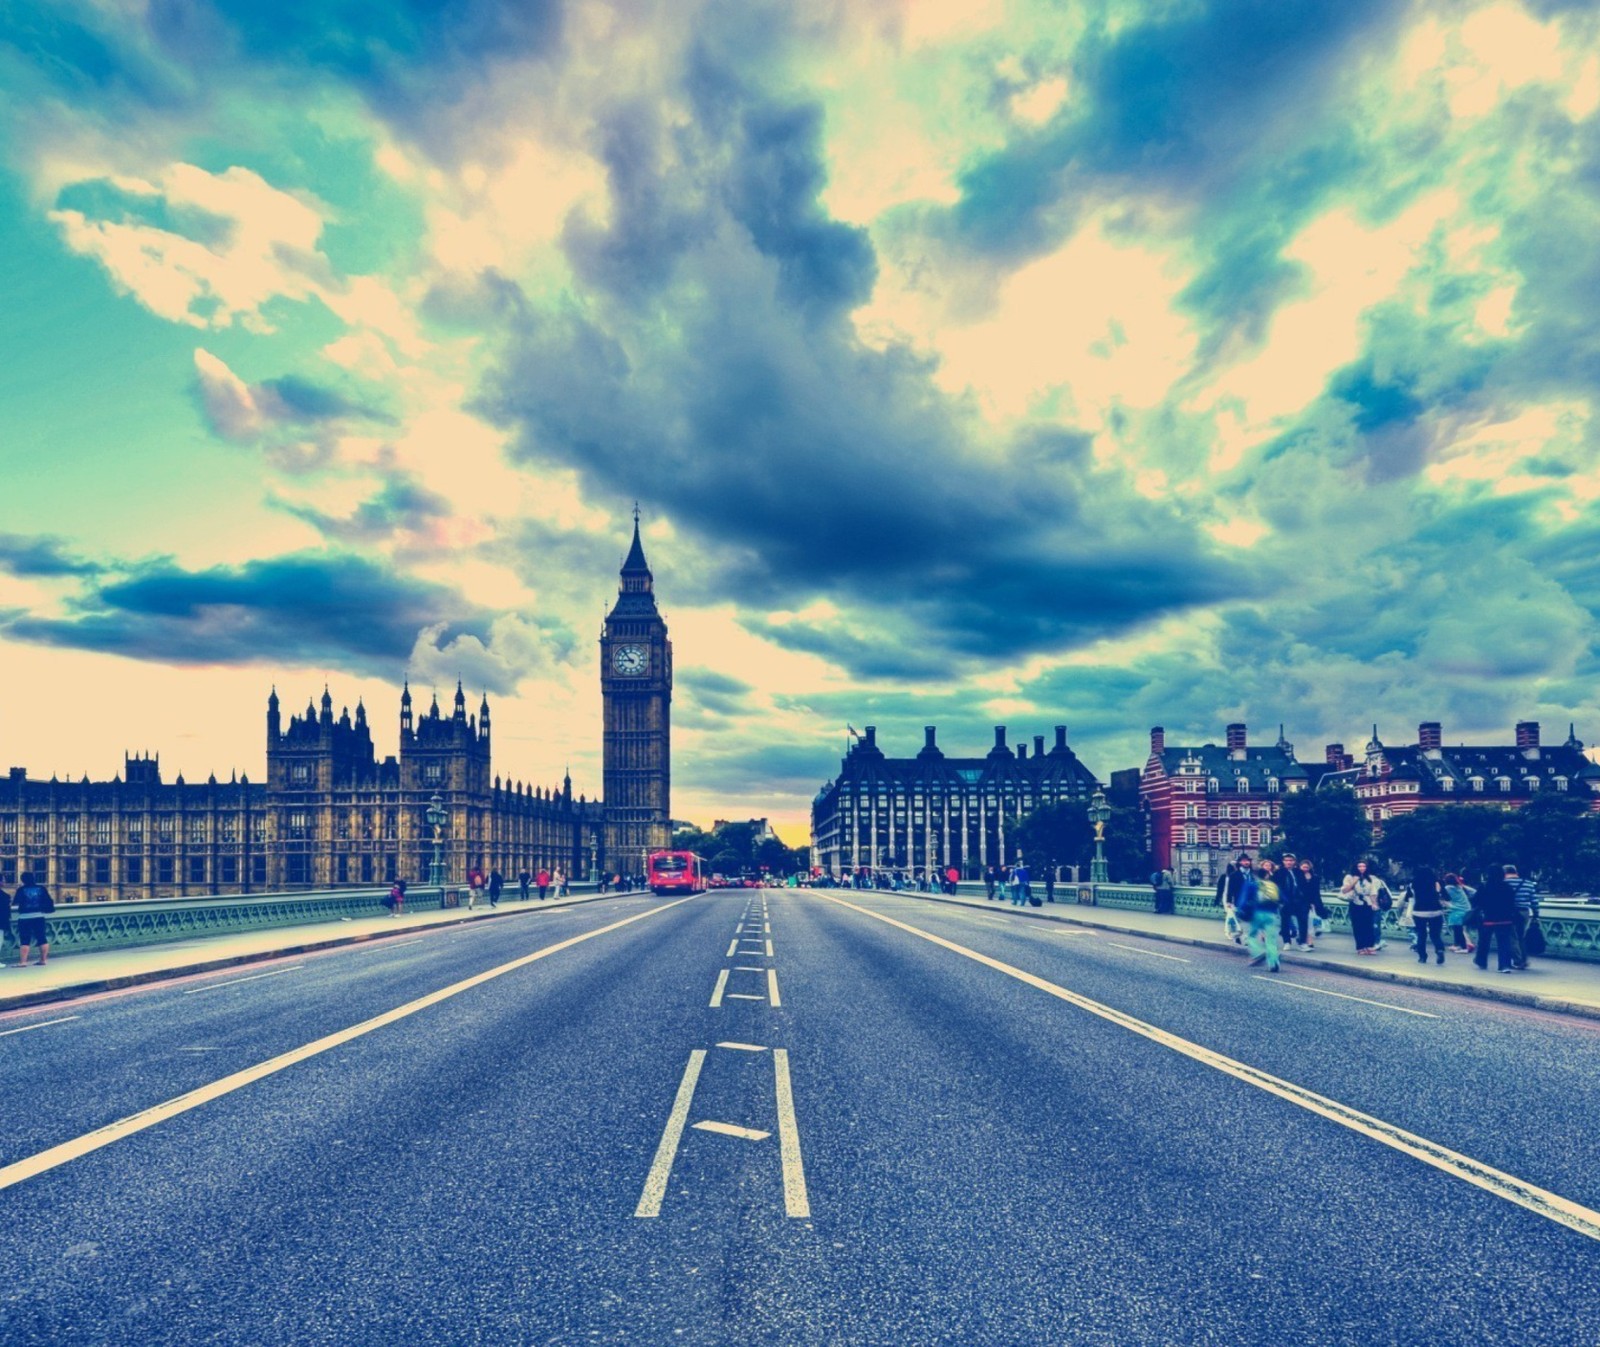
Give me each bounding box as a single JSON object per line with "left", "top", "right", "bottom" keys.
{"left": 1275, "top": 786, "right": 1370, "bottom": 877}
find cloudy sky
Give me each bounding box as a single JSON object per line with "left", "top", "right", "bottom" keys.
{"left": 2, "top": 0, "right": 1599, "bottom": 839}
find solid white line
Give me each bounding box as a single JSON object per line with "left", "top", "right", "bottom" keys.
{"left": 635, "top": 1051, "right": 706, "bottom": 1218}
{"left": 726, "top": 939, "right": 738, "bottom": 957}
{"left": 1051, "top": 929, "right": 1093, "bottom": 936}
{"left": 812, "top": 892, "right": 1600, "bottom": 1244}
{"left": 727, "top": 993, "right": 766, "bottom": 1001}
{"left": 384, "top": 939, "right": 425, "bottom": 949}
{"left": 691, "top": 1120, "right": 770, "bottom": 1141}
{"left": 710, "top": 969, "right": 730, "bottom": 1008}
{"left": 734, "top": 965, "right": 766, "bottom": 972}
{"left": 767, "top": 969, "right": 781, "bottom": 1008}
{"left": 765, "top": 939, "right": 775, "bottom": 957}
{"left": 0, "top": 895, "right": 700, "bottom": 1193}
{"left": 1252, "top": 976, "right": 1439, "bottom": 1019}
{"left": 182, "top": 966, "right": 304, "bottom": 995}
{"left": 1107, "top": 942, "right": 1191, "bottom": 964}
{"left": 716, "top": 1042, "right": 768, "bottom": 1052}
{"left": 0, "top": 1015, "right": 80, "bottom": 1038}
{"left": 773, "top": 1048, "right": 810, "bottom": 1218}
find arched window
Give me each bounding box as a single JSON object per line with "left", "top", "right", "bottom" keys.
{"left": 1527, "top": 777, "right": 1540, "bottom": 791}
{"left": 1184, "top": 826, "right": 1197, "bottom": 845}
{"left": 1267, "top": 777, "right": 1279, "bottom": 793}
{"left": 1207, "top": 777, "right": 1219, "bottom": 793}
{"left": 1236, "top": 778, "right": 1249, "bottom": 793}
{"left": 1470, "top": 777, "right": 1484, "bottom": 792}
{"left": 1440, "top": 777, "right": 1454, "bottom": 791}
{"left": 1556, "top": 776, "right": 1569, "bottom": 792}
{"left": 1497, "top": 777, "right": 1512, "bottom": 793}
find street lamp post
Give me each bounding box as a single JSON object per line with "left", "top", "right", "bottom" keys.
{"left": 426, "top": 793, "right": 447, "bottom": 889}
{"left": 1088, "top": 788, "right": 1111, "bottom": 884}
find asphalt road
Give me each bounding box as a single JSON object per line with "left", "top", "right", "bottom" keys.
{"left": 0, "top": 887, "right": 1597, "bottom": 1346}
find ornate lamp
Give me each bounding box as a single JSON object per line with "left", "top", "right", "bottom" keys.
{"left": 1088, "top": 788, "right": 1111, "bottom": 884}
{"left": 426, "top": 793, "right": 447, "bottom": 888}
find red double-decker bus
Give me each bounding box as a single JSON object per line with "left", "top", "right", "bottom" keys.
{"left": 647, "top": 850, "right": 707, "bottom": 895}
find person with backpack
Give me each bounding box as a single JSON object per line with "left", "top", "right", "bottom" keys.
{"left": 1243, "top": 857, "right": 1284, "bottom": 973}
{"left": 1444, "top": 872, "right": 1476, "bottom": 951}
{"left": 1472, "top": 868, "right": 1519, "bottom": 973}
{"left": 1409, "top": 866, "right": 1447, "bottom": 965}
{"left": 384, "top": 878, "right": 406, "bottom": 917}
{"left": 518, "top": 870, "right": 531, "bottom": 901}
{"left": 13, "top": 871, "right": 55, "bottom": 967}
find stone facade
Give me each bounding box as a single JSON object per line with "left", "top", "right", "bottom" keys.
{"left": 0, "top": 528, "right": 675, "bottom": 902}
{"left": 811, "top": 725, "right": 1100, "bottom": 878}
{"left": 600, "top": 519, "right": 673, "bottom": 878}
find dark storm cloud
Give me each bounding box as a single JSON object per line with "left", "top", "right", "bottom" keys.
{"left": 477, "top": 22, "right": 1252, "bottom": 676}
{"left": 1, "top": 549, "right": 483, "bottom": 673}
{"left": 0, "top": 534, "right": 102, "bottom": 579}
{"left": 936, "top": 0, "right": 1400, "bottom": 267}
{"left": 270, "top": 475, "right": 454, "bottom": 544}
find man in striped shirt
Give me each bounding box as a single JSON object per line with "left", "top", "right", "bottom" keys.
{"left": 1503, "top": 863, "right": 1539, "bottom": 970}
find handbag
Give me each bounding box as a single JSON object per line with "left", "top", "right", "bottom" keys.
{"left": 1524, "top": 918, "right": 1547, "bottom": 957}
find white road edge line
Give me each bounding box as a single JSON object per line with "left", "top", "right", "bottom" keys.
{"left": 182, "top": 966, "right": 304, "bottom": 994}
{"left": 0, "top": 895, "right": 701, "bottom": 1193}
{"left": 635, "top": 1050, "right": 706, "bottom": 1218}
{"left": 716, "top": 1042, "right": 768, "bottom": 1052}
{"left": 811, "top": 891, "right": 1600, "bottom": 1245}
{"left": 1106, "top": 942, "right": 1191, "bottom": 964}
{"left": 767, "top": 969, "right": 782, "bottom": 1008}
{"left": 0, "top": 1015, "right": 80, "bottom": 1038}
{"left": 765, "top": 939, "right": 775, "bottom": 957}
{"left": 726, "top": 939, "right": 738, "bottom": 957}
{"left": 709, "top": 969, "right": 730, "bottom": 1008}
{"left": 1252, "top": 976, "right": 1439, "bottom": 1019}
{"left": 773, "top": 1048, "right": 810, "bottom": 1218}
{"left": 691, "top": 1120, "right": 770, "bottom": 1141}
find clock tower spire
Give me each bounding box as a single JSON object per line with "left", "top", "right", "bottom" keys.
{"left": 601, "top": 512, "right": 672, "bottom": 877}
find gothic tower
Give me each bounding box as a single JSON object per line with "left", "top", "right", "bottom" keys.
{"left": 601, "top": 512, "right": 672, "bottom": 875}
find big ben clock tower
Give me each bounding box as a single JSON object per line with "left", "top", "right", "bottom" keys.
{"left": 601, "top": 511, "right": 672, "bottom": 876}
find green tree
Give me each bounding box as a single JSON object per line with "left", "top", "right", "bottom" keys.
{"left": 755, "top": 835, "right": 795, "bottom": 876}
{"left": 1501, "top": 793, "right": 1597, "bottom": 891}
{"left": 1103, "top": 804, "right": 1147, "bottom": 882}
{"left": 1277, "top": 786, "right": 1371, "bottom": 876}
{"left": 1378, "top": 805, "right": 1512, "bottom": 882}
{"left": 1012, "top": 803, "right": 1091, "bottom": 873}
{"left": 708, "top": 849, "right": 743, "bottom": 877}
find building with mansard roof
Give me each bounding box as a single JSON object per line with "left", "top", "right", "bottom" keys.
{"left": 0, "top": 524, "right": 671, "bottom": 901}
{"left": 1317, "top": 720, "right": 1600, "bottom": 831}
{"left": 811, "top": 724, "right": 1100, "bottom": 878}
{"left": 1140, "top": 722, "right": 1309, "bottom": 885}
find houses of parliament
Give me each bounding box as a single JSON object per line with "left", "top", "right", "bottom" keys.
{"left": 0, "top": 524, "right": 674, "bottom": 902}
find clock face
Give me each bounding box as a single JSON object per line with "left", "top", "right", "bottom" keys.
{"left": 612, "top": 644, "right": 648, "bottom": 676}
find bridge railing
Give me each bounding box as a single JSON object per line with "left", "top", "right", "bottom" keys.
{"left": 5, "top": 882, "right": 601, "bottom": 957}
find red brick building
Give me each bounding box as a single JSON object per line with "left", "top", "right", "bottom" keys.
{"left": 1317, "top": 721, "right": 1600, "bottom": 829}
{"left": 1140, "top": 723, "right": 1309, "bottom": 885}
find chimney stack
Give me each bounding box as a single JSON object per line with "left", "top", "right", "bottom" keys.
{"left": 1150, "top": 726, "right": 1165, "bottom": 755}
{"left": 1419, "top": 722, "right": 1442, "bottom": 752}
{"left": 1516, "top": 720, "right": 1541, "bottom": 750}
{"left": 1227, "top": 723, "right": 1246, "bottom": 752}
{"left": 994, "top": 726, "right": 1008, "bottom": 751}
{"left": 1034, "top": 735, "right": 1045, "bottom": 758}
{"left": 1054, "top": 726, "right": 1068, "bottom": 752}
{"left": 924, "top": 726, "right": 936, "bottom": 750}
{"left": 1326, "top": 743, "right": 1345, "bottom": 766}
{"left": 1017, "top": 743, "right": 1028, "bottom": 761}
{"left": 864, "top": 725, "right": 876, "bottom": 748}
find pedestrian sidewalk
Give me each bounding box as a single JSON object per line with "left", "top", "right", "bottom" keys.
{"left": 0, "top": 891, "right": 625, "bottom": 1014}
{"left": 875, "top": 886, "right": 1600, "bottom": 1021}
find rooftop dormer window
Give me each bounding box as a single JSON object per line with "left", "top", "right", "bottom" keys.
{"left": 1441, "top": 777, "right": 1454, "bottom": 791}
{"left": 1527, "top": 777, "right": 1540, "bottom": 791}
{"left": 1556, "top": 776, "right": 1569, "bottom": 791}
{"left": 1497, "top": 776, "right": 1512, "bottom": 793}
{"left": 1471, "top": 776, "right": 1484, "bottom": 792}
{"left": 1208, "top": 777, "right": 1219, "bottom": 793}
{"left": 1236, "top": 778, "right": 1249, "bottom": 793}
{"left": 1266, "top": 777, "right": 1279, "bottom": 793}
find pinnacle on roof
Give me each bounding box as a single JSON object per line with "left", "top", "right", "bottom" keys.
{"left": 621, "top": 514, "right": 650, "bottom": 574}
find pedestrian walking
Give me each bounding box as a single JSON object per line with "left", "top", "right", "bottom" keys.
{"left": 945, "top": 865, "right": 960, "bottom": 896}
{"left": 1340, "top": 859, "right": 1389, "bottom": 955}
{"left": 1443, "top": 872, "right": 1475, "bottom": 951}
{"left": 518, "top": 870, "right": 531, "bottom": 902}
{"left": 13, "top": 871, "right": 54, "bottom": 967}
{"left": 1012, "top": 856, "right": 1032, "bottom": 906}
{"left": 1297, "top": 859, "right": 1326, "bottom": 950}
{"left": 985, "top": 865, "right": 998, "bottom": 901}
{"left": 1151, "top": 866, "right": 1175, "bottom": 915}
{"left": 536, "top": 868, "right": 551, "bottom": 900}
{"left": 1044, "top": 866, "right": 1057, "bottom": 903}
{"left": 1241, "top": 858, "right": 1283, "bottom": 972}
{"left": 1409, "top": 866, "right": 1446, "bottom": 965}
{"left": 0, "top": 880, "right": 11, "bottom": 963}
{"left": 1472, "top": 869, "right": 1519, "bottom": 973}
{"left": 385, "top": 878, "right": 407, "bottom": 917}
{"left": 556, "top": 868, "right": 569, "bottom": 897}
{"left": 488, "top": 869, "right": 504, "bottom": 908}
{"left": 1504, "top": 863, "right": 1539, "bottom": 969}
{"left": 1216, "top": 857, "right": 1251, "bottom": 944}
{"left": 466, "top": 866, "right": 485, "bottom": 910}
{"left": 1277, "top": 852, "right": 1309, "bottom": 948}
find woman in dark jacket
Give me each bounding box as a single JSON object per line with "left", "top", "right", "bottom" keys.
{"left": 1472, "top": 870, "right": 1519, "bottom": 973}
